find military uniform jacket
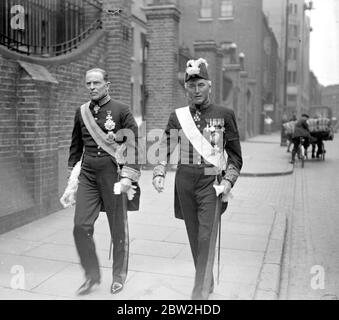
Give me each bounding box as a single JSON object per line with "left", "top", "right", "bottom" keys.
{"left": 154, "top": 102, "right": 243, "bottom": 219}
{"left": 68, "top": 96, "right": 140, "bottom": 182}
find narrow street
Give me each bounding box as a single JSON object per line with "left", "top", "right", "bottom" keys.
{"left": 279, "top": 134, "right": 339, "bottom": 300}
{"left": 234, "top": 133, "right": 339, "bottom": 300}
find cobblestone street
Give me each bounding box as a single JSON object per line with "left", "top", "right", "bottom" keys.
{"left": 279, "top": 134, "right": 339, "bottom": 300}
{"left": 233, "top": 133, "right": 339, "bottom": 300}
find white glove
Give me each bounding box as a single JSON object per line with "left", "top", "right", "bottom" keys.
{"left": 60, "top": 161, "right": 81, "bottom": 208}
{"left": 214, "top": 179, "right": 233, "bottom": 202}
{"left": 114, "top": 181, "right": 137, "bottom": 200}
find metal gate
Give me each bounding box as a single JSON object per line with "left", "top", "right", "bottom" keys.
{"left": 0, "top": 0, "right": 102, "bottom": 57}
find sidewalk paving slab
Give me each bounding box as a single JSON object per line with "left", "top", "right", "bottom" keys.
{"left": 0, "top": 132, "right": 288, "bottom": 300}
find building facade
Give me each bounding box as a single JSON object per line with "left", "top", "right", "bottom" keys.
{"left": 176, "top": 0, "right": 282, "bottom": 136}
{"left": 309, "top": 70, "right": 322, "bottom": 108}
{"left": 322, "top": 84, "right": 339, "bottom": 120}
{"left": 263, "top": 0, "right": 313, "bottom": 118}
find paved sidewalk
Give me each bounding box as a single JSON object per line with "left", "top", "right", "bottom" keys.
{"left": 0, "top": 132, "right": 289, "bottom": 300}
{"left": 241, "top": 133, "right": 293, "bottom": 177}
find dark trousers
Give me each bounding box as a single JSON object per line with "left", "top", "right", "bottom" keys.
{"left": 73, "top": 155, "right": 129, "bottom": 284}
{"left": 175, "top": 165, "right": 222, "bottom": 300}
{"left": 311, "top": 132, "right": 325, "bottom": 156}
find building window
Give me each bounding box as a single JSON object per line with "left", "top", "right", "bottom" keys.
{"left": 200, "top": 0, "right": 212, "bottom": 19}
{"left": 131, "top": 81, "right": 134, "bottom": 110}
{"left": 220, "top": 0, "right": 233, "bottom": 18}
{"left": 288, "top": 94, "right": 297, "bottom": 102}
{"left": 222, "top": 77, "right": 233, "bottom": 101}
{"left": 288, "top": 71, "right": 297, "bottom": 84}
{"left": 131, "top": 27, "right": 135, "bottom": 56}
{"left": 288, "top": 24, "right": 298, "bottom": 37}
{"left": 288, "top": 47, "right": 298, "bottom": 60}
{"left": 289, "top": 3, "right": 298, "bottom": 15}
{"left": 293, "top": 48, "right": 297, "bottom": 59}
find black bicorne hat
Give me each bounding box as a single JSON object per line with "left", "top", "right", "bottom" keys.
{"left": 184, "top": 58, "right": 210, "bottom": 82}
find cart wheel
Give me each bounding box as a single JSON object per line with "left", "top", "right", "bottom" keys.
{"left": 301, "top": 146, "right": 305, "bottom": 168}
{"left": 322, "top": 142, "right": 325, "bottom": 161}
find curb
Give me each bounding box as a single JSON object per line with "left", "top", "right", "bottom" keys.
{"left": 254, "top": 210, "right": 287, "bottom": 300}
{"left": 240, "top": 169, "right": 293, "bottom": 177}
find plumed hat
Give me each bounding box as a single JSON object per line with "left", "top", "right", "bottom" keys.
{"left": 184, "top": 58, "right": 210, "bottom": 82}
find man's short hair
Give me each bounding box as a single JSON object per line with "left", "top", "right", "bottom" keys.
{"left": 86, "top": 68, "right": 109, "bottom": 82}
{"left": 302, "top": 113, "right": 310, "bottom": 118}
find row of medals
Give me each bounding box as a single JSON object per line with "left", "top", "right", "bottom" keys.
{"left": 193, "top": 110, "right": 225, "bottom": 155}
{"left": 193, "top": 110, "right": 225, "bottom": 132}
{"left": 94, "top": 105, "right": 116, "bottom": 143}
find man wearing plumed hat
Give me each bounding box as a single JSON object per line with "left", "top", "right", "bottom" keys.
{"left": 152, "top": 58, "right": 243, "bottom": 300}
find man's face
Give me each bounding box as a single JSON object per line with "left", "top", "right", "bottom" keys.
{"left": 185, "top": 78, "right": 211, "bottom": 105}
{"left": 85, "top": 71, "right": 109, "bottom": 101}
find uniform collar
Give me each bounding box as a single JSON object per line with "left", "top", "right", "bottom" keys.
{"left": 91, "top": 94, "right": 111, "bottom": 108}
{"left": 189, "top": 99, "right": 211, "bottom": 112}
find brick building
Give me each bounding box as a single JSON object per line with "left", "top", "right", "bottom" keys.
{"left": 264, "top": 0, "right": 313, "bottom": 118}
{"left": 175, "top": 0, "right": 282, "bottom": 136}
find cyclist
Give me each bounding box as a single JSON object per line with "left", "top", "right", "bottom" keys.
{"left": 290, "top": 113, "right": 311, "bottom": 164}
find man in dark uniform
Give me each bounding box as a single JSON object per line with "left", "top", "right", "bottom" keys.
{"left": 152, "top": 58, "right": 243, "bottom": 300}
{"left": 65, "top": 68, "right": 140, "bottom": 295}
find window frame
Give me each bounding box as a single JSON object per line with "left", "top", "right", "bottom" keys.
{"left": 219, "top": 0, "right": 233, "bottom": 19}
{"left": 200, "top": 0, "right": 213, "bottom": 19}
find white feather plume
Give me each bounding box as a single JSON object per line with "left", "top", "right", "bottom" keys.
{"left": 60, "top": 161, "right": 81, "bottom": 208}
{"left": 186, "top": 58, "right": 208, "bottom": 76}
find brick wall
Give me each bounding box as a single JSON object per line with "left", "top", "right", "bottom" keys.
{"left": 0, "top": 57, "right": 36, "bottom": 232}
{"left": 0, "top": 3, "right": 133, "bottom": 233}
{"left": 144, "top": 4, "right": 181, "bottom": 133}
{"left": 102, "top": 0, "right": 132, "bottom": 106}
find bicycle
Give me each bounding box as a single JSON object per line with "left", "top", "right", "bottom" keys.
{"left": 297, "top": 137, "right": 306, "bottom": 168}
{"left": 320, "top": 140, "right": 326, "bottom": 161}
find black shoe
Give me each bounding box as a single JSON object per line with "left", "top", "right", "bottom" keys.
{"left": 111, "top": 282, "right": 123, "bottom": 295}
{"left": 289, "top": 160, "right": 295, "bottom": 164}
{"left": 76, "top": 279, "right": 100, "bottom": 296}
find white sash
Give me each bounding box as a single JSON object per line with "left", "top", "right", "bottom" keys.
{"left": 175, "top": 106, "right": 226, "bottom": 169}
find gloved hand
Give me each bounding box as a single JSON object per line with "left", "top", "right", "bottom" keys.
{"left": 113, "top": 178, "right": 137, "bottom": 200}
{"left": 120, "top": 178, "right": 132, "bottom": 193}
{"left": 60, "top": 190, "right": 76, "bottom": 208}
{"left": 213, "top": 179, "right": 232, "bottom": 202}
{"left": 152, "top": 176, "right": 165, "bottom": 193}
{"left": 220, "top": 179, "right": 232, "bottom": 202}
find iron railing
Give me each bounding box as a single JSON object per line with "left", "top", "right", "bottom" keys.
{"left": 0, "top": 0, "right": 102, "bottom": 57}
